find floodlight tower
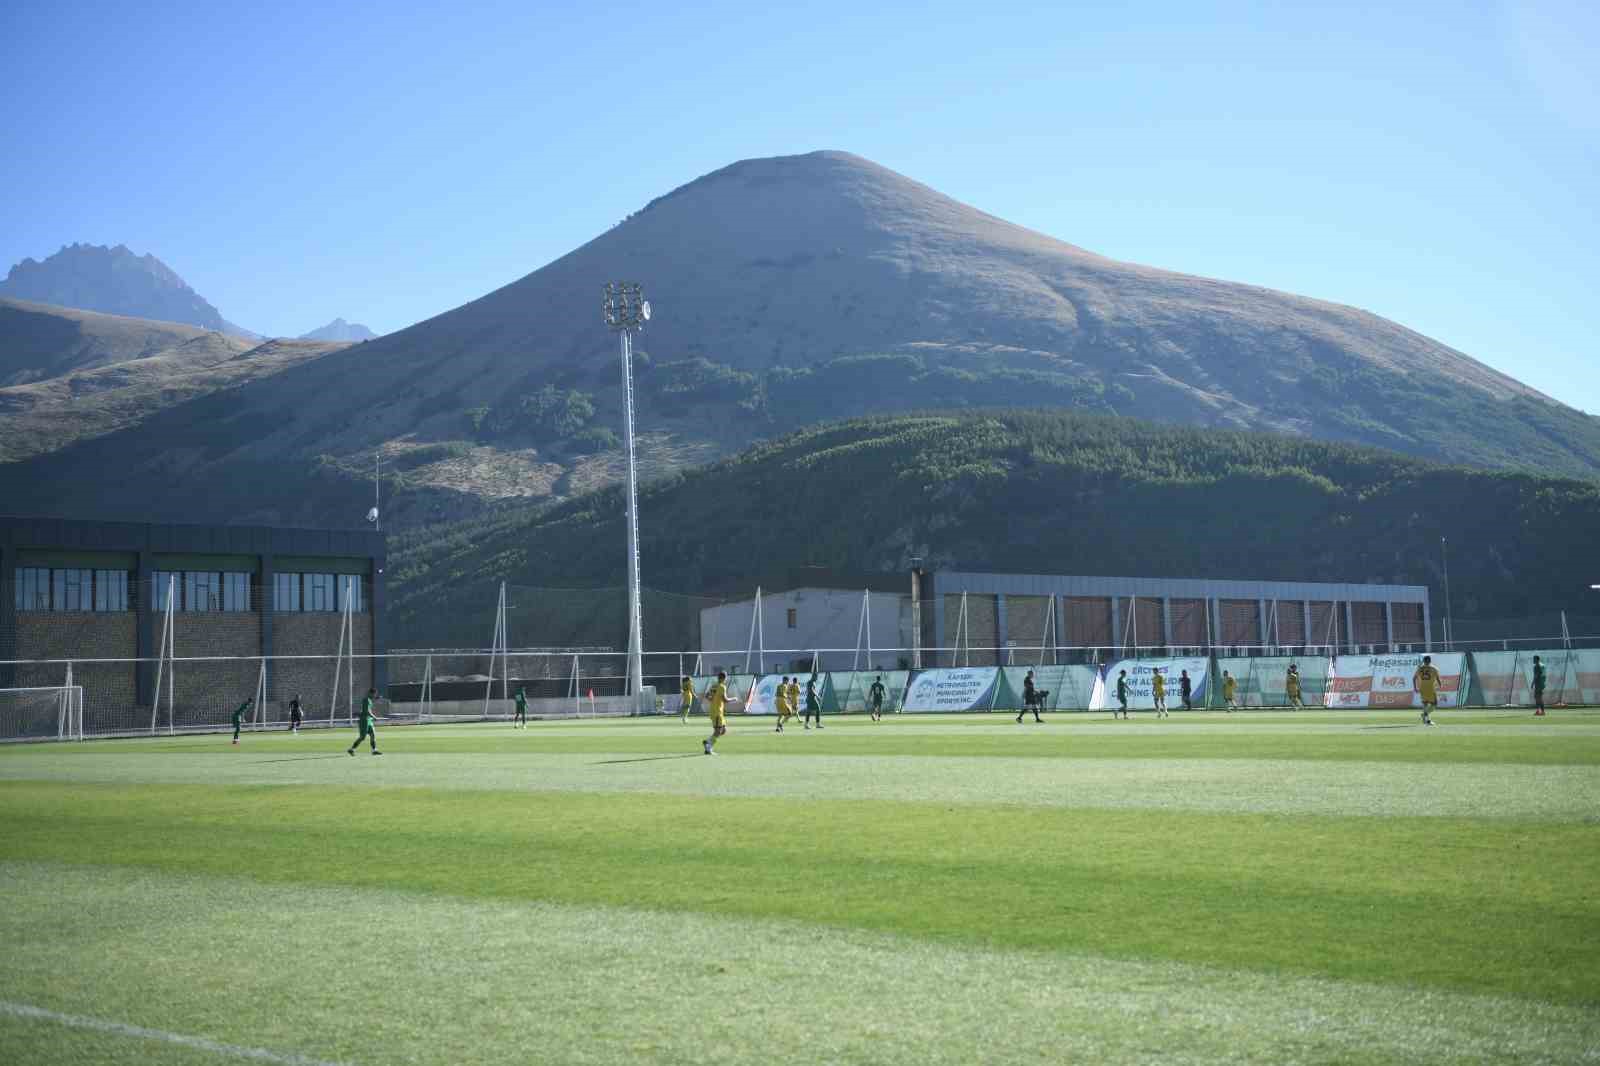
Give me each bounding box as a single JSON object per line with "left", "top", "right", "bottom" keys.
{"left": 604, "top": 282, "right": 650, "bottom": 699}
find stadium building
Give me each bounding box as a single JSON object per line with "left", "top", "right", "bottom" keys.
{"left": 1, "top": 516, "right": 385, "bottom": 728}
{"left": 699, "top": 568, "right": 1431, "bottom": 669}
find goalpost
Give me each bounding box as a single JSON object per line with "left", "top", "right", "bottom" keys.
{"left": 0, "top": 684, "right": 84, "bottom": 742}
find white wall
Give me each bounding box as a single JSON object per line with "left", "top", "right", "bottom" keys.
{"left": 699, "top": 589, "right": 911, "bottom": 672}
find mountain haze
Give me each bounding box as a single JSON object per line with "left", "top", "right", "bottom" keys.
{"left": 3, "top": 151, "right": 1598, "bottom": 529}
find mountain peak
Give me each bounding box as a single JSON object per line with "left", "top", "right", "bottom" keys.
{"left": 299, "top": 317, "right": 377, "bottom": 342}
{"left": 0, "top": 242, "right": 231, "bottom": 333}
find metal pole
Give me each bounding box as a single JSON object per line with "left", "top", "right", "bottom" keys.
{"left": 621, "top": 330, "right": 644, "bottom": 697}
{"left": 1441, "top": 536, "right": 1454, "bottom": 652}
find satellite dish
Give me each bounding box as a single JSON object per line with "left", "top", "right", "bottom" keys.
{"left": 640, "top": 300, "right": 652, "bottom": 322}
{"left": 366, "top": 507, "right": 379, "bottom": 524}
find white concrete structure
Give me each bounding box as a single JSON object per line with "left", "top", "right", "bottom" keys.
{"left": 698, "top": 588, "right": 912, "bottom": 672}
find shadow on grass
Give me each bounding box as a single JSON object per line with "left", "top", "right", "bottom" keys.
{"left": 592, "top": 753, "right": 706, "bottom": 766}
{"left": 250, "top": 754, "right": 357, "bottom": 765}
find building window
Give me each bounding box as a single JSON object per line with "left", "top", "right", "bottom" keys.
{"left": 275, "top": 572, "right": 301, "bottom": 612}
{"left": 56, "top": 569, "right": 91, "bottom": 611}
{"left": 339, "top": 575, "right": 364, "bottom": 614}
{"left": 17, "top": 567, "right": 131, "bottom": 612}
{"left": 222, "top": 572, "right": 251, "bottom": 612}
{"left": 16, "top": 567, "right": 50, "bottom": 610}
{"left": 184, "top": 571, "right": 219, "bottom": 612}
{"left": 94, "top": 570, "right": 129, "bottom": 612}
{"left": 786, "top": 607, "right": 797, "bottom": 629}
{"left": 152, "top": 571, "right": 177, "bottom": 612}
{"left": 305, "top": 573, "right": 337, "bottom": 612}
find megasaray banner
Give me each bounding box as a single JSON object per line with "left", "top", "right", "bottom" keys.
{"left": 1323, "top": 653, "right": 1468, "bottom": 708}
{"left": 902, "top": 668, "right": 1000, "bottom": 713}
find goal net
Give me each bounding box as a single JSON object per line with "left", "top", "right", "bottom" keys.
{"left": 0, "top": 686, "right": 84, "bottom": 742}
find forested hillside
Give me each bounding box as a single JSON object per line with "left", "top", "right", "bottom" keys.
{"left": 388, "top": 410, "right": 1600, "bottom": 647}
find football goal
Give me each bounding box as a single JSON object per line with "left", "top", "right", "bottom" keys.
{"left": 0, "top": 685, "right": 84, "bottom": 742}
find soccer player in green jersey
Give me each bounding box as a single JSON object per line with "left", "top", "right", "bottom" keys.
{"left": 513, "top": 686, "right": 528, "bottom": 729}
{"left": 868, "top": 675, "right": 887, "bottom": 721}
{"left": 1532, "top": 655, "right": 1547, "bottom": 717}
{"left": 803, "top": 676, "right": 823, "bottom": 729}
{"left": 1114, "top": 669, "right": 1129, "bottom": 719}
{"left": 348, "top": 688, "right": 382, "bottom": 755}
{"left": 230, "top": 697, "right": 253, "bottom": 745}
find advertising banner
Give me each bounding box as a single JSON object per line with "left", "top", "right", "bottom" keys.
{"left": 998, "top": 665, "right": 1100, "bottom": 711}
{"left": 1323, "top": 653, "right": 1468, "bottom": 708}
{"left": 902, "top": 668, "right": 1001, "bottom": 713}
{"left": 1090, "top": 658, "right": 1210, "bottom": 711}
{"left": 737, "top": 673, "right": 832, "bottom": 715}
{"left": 831, "top": 671, "right": 910, "bottom": 714}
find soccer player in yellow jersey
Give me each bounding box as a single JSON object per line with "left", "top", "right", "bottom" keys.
{"left": 1151, "top": 670, "right": 1168, "bottom": 718}
{"left": 1413, "top": 655, "right": 1442, "bottom": 726}
{"left": 1285, "top": 664, "right": 1304, "bottom": 709}
{"left": 703, "top": 671, "right": 730, "bottom": 754}
{"left": 785, "top": 678, "right": 801, "bottom": 726}
{"left": 1222, "top": 670, "right": 1238, "bottom": 711}
{"left": 774, "top": 676, "right": 794, "bottom": 732}
{"left": 679, "top": 676, "right": 695, "bottom": 723}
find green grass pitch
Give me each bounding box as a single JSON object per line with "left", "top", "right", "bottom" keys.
{"left": 2, "top": 709, "right": 1597, "bottom": 1065}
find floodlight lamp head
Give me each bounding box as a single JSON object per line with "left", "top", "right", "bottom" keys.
{"left": 603, "top": 281, "right": 648, "bottom": 333}
{"left": 366, "top": 506, "right": 379, "bottom": 524}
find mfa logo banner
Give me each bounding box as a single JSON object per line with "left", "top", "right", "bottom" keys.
{"left": 903, "top": 668, "right": 1000, "bottom": 712}
{"left": 1324, "top": 653, "right": 1467, "bottom": 708}
{"left": 1091, "top": 658, "right": 1210, "bottom": 710}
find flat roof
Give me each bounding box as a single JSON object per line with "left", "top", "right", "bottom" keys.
{"left": 929, "top": 569, "right": 1427, "bottom": 603}
{"left": 0, "top": 515, "right": 384, "bottom": 559}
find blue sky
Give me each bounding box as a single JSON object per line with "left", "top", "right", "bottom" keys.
{"left": 3, "top": 1, "right": 1596, "bottom": 412}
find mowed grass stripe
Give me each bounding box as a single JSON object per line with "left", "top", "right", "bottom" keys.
{"left": 5, "top": 711, "right": 1597, "bottom": 764}
{"left": 5, "top": 861, "right": 1597, "bottom": 1066}
{"left": 2, "top": 781, "right": 1595, "bottom": 1005}
{"left": 4, "top": 749, "right": 1598, "bottom": 819}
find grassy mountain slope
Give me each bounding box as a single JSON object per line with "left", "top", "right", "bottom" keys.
{"left": 0, "top": 335, "right": 346, "bottom": 463}
{"left": 387, "top": 410, "right": 1600, "bottom": 648}
{"left": 0, "top": 297, "right": 242, "bottom": 385}
{"left": 5, "top": 151, "right": 1599, "bottom": 534}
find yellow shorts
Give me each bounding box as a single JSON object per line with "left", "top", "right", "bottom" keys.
{"left": 709, "top": 711, "right": 726, "bottom": 729}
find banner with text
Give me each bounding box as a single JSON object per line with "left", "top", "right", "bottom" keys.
{"left": 903, "top": 668, "right": 1001, "bottom": 713}
{"left": 738, "top": 673, "right": 833, "bottom": 715}
{"left": 1090, "top": 658, "right": 1210, "bottom": 711}
{"left": 1323, "top": 653, "right": 1468, "bottom": 708}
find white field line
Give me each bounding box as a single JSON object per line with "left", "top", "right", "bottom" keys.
{"left": 0, "top": 1000, "right": 346, "bottom": 1066}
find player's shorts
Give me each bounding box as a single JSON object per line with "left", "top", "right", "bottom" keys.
{"left": 1420, "top": 695, "right": 1438, "bottom": 707}
{"left": 709, "top": 711, "right": 726, "bottom": 729}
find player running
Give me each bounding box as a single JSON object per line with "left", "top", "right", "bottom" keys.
{"left": 703, "top": 671, "right": 729, "bottom": 754}
{"left": 288, "top": 693, "right": 304, "bottom": 734}
{"left": 775, "top": 676, "right": 794, "bottom": 732}
{"left": 230, "top": 697, "right": 253, "bottom": 745}
{"left": 1285, "top": 664, "right": 1304, "bottom": 709}
{"left": 1151, "top": 670, "right": 1168, "bottom": 718}
{"left": 1179, "top": 670, "right": 1193, "bottom": 712}
{"left": 348, "top": 688, "right": 382, "bottom": 755}
{"left": 679, "top": 676, "right": 695, "bottom": 723}
{"left": 1413, "top": 655, "right": 1442, "bottom": 726}
{"left": 803, "top": 676, "right": 823, "bottom": 729}
{"left": 513, "top": 685, "right": 528, "bottom": 729}
{"left": 1115, "top": 669, "right": 1129, "bottom": 719}
{"left": 1221, "top": 671, "right": 1238, "bottom": 712}
{"left": 868, "top": 675, "right": 887, "bottom": 722}
{"left": 1532, "top": 655, "right": 1547, "bottom": 716}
